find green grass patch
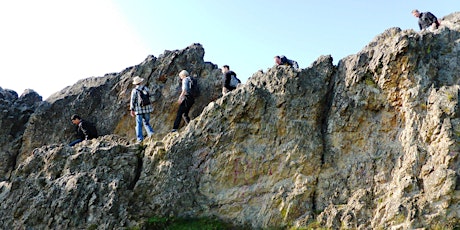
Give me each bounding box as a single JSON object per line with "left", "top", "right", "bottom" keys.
{"left": 144, "top": 216, "right": 243, "bottom": 230}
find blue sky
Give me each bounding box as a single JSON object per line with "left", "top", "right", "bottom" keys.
{"left": 1, "top": 1, "right": 458, "bottom": 99}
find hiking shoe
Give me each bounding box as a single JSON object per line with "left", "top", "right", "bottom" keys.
{"left": 171, "top": 129, "right": 177, "bottom": 132}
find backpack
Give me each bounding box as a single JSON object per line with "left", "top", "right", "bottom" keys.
{"left": 291, "top": 60, "right": 299, "bottom": 70}
{"left": 188, "top": 76, "right": 200, "bottom": 98}
{"left": 280, "top": 55, "right": 288, "bottom": 64}
{"left": 229, "top": 72, "right": 241, "bottom": 88}
{"left": 136, "top": 87, "right": 151, "bottom": 106}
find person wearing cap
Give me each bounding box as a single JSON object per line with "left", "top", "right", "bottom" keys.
{"left": 69, "top": 114, "right": 98, "bottom": 146}
{"left": 130, "top": 76, "right": 154, "bottom": 142}
{"left": 171, "top": 70, "right": 194, "bottom": 132}
{"left": 412, "top": 9, "right": 440, "bottom": 31}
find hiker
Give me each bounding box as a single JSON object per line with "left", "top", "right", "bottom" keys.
{"left": 172, "top": 70, "right": 195, "bottom": 132}
{"left": 412, "top": 9, "right": 440, "bottom": 31}
{"left": 274, "top": 55, "right": 299, "bottom": 70}
{"left": 69, "top": 114, "right": 98, "bottom": 146}
{"left": 221, "top": 65, "right": 241, "bottom": 95}
{"left": 130, "top": 76, "right": 154, "bottom": 142}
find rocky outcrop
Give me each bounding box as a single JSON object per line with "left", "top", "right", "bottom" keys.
{"left": 0, "top": 135, "right": 139, "bottom": 229}
{"left": 19, "top": 43, "right": 223, "bottom": 163}
{"left": 129, "top": 13, "right": 460, "bottom": 229}
{"left": 316, "top": 21, "right": 460, "bottom": 229}
{"left": 0, "top": 12, "right": 459, "bottom": 230}
{"left": 0, "top": 88, "right": 42, "bottom": 181}
{"left": 130, "top": 57, "right": 335, "bottom": 227}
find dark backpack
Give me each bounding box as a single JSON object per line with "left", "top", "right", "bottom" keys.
{"left": 280, "top": 55, "right": 288, "bottom": 64}
{"left": 229, "top": 71, "right": 241, "bottom": 88}
{"left": 136, "top": 87, "right": 151, "bottom": 106}
{"left": 189, "top": 76, "right": 200, "bottom": 98}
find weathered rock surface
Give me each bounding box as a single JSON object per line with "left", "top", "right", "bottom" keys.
{"left": 0, "top": 88, "right": 42, "bottom": 181}
{"left": 0, "top": 12, "right": 459, "bottom": 230}
{"left": 19, "top": 43, "right": 222, "bottom": 163}
{"left": 0, "top": 135, "right": 139, "bottom": 229}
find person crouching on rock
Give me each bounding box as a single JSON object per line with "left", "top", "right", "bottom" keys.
{"left": 412, "top": 9, "right": 440, "bottom": 31}
{"left": 69, "top": 114, "right": 98, "bottom": 146}
{"left": 274, "top": 55, "right": 299, "bottom": 70}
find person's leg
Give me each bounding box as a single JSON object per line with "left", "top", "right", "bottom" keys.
{"left": 173, "top": 102, "right": 186, "bottom": 130}
{"left": 142, "top": 113, "right": 154, "bottom": 137}
{"left": 135, "top": 114, "right": 144, "bottom": 142}
{"left": 182, "top": 114, "right": 189, "bottom": 125}
{"left": 182, "top": 97, "right": 194, "bottom": 124}
{"left": 69, "top": 139, "right": 83, "bottom": 147}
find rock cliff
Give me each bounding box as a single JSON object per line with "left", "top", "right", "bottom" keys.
{"left": 0, "top": 13, "right": 459, "bottom": 229}
{"left": 0, "top": 89, "right": 42, "bottom": 181}
{"left": 18, "top": 43, "right": 222, "bottom": 162}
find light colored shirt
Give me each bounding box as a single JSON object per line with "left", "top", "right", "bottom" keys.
{"left": 182, "top": 77, "right": 192, "bottom": 95}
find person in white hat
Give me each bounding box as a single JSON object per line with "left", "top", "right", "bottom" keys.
{"left": 129, "top": 76, "right": 154, "bottom": 142}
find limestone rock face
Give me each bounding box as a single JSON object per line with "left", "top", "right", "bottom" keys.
{"left": 0, "top": 88, "right": 42, "bottom": 181}
{"left": 0, "top": 13, "right": 459, "bottom": 230}
{"left": 19, "top": 43, "right": 222, "bottom": 163}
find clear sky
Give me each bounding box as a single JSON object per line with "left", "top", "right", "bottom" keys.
{"left": 1, "top": 1, "right": 458, "bottom": 99}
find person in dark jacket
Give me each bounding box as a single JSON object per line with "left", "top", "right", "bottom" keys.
{"left": 274, "top": 55, "right": 299, "bottom": 70}
{"left": 221, "top": 65, "right": 240, "bottom": 95}
{"left": 69, "top": 114, "right": 98, "bottom": 146}
{"left": 412, "top": 9, "right": 440, "bottom": 31}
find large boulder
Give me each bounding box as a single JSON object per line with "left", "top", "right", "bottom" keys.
{"left": 19, "top": 43, "right": 222, "bottom": 163}
{"left": 0, "top": 135, "right": 140, "bottom": 229}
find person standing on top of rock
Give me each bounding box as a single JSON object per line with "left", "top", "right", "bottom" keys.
{"left": 171, "top": 70, "right": 195, "bottom": 132}
{"left": 130, "top": 76, "right": 154, "bottom": 143}
{"left": 221, "top": 65, "right": 241, "bottom": 95}
{"left": 69, "top": 114, "right": 98, "bottom": 146}
{"left": 412, "top": 9, "right": 440, "bottom": 31}
{"left": 274, "top": 55, "right": 299, "bottom": 70}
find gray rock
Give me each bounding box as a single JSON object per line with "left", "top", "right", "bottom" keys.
{"left": 0, "top": 87, "right": 41, "bottom": 181}
{"left": 0, "top": 12, "right": 459, "bottom": 230}
{"left": 19, "top": 43, "right": 223, "bottom": 163}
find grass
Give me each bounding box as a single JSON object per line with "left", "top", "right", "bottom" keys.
{"left": 143, "top": 216, "right": 244, "bottom": 230}
{"left": 299, "top": 220, "right": 329, "bottom": 230}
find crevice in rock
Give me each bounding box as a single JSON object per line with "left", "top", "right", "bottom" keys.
{"left": 128, "top": 148, "right": 144, "bottom": 190}
{"left": 319, "top": 68, "right": 337, "bottom": 166}
{"left": 7, "top": 138, "right": 22, "bottom": 181}
{"left": 313, "top": 66, "right": 337, "bottom": 216}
